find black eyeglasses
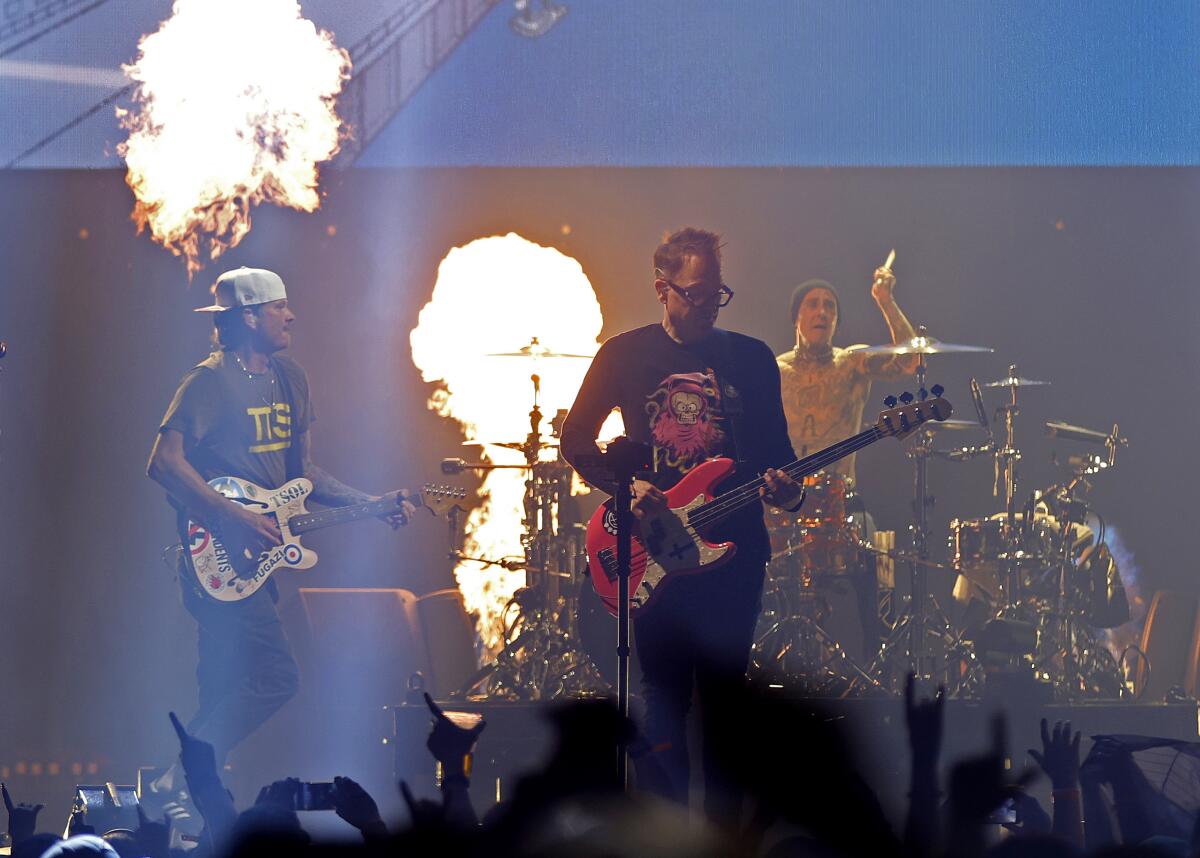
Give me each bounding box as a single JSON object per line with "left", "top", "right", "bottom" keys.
{"left": 661, "top": 279, "right": 735, "bottom": 308}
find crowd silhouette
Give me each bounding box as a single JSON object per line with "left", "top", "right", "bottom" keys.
{"left": 3, "top": 674, "right": 1196, "bottom": 857}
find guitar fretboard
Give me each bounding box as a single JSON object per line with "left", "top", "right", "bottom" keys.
{"left": 289, "top": 496, "right": 399, "bottom": 535}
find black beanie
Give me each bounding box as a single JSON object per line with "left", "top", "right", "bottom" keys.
{"left": 789, "top": 279, "right": 840, "bottom": 323}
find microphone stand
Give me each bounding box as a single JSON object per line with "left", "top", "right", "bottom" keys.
{"left": 577, "top": 437, "right": 651, "bottom": 789}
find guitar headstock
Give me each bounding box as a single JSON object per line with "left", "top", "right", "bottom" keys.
{"left": 874, "top": 392, "right": 953, "bottom": 440}
{"left": 418, "top": 483, "right": 468, "bottom": 510}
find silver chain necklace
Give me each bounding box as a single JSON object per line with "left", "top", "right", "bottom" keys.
{"left": 231, "top": 352, "right": 277, "bottom": 409}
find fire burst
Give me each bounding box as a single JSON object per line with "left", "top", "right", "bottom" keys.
{"left": 118, "top": 0, "right": 351, "bottom": 276}
{"left": 411, "top": 234, "right": 620, "bottom": 654}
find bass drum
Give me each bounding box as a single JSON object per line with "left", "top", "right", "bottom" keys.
{"left": 575, "top": 575, "right": 642, "bottom": 691}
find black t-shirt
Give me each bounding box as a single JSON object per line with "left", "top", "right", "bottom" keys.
{"left": 561, "top": 324, "right": 796, "bottom": 564}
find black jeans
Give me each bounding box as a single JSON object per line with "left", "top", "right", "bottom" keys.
{"left": 179, "top": 559, "right": 300, "bottom": 766}
{"left": 632, "top": 560, "right": 764, "bottom": 825}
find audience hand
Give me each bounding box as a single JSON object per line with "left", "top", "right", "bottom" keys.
{"left": 1028, "top": 718, "right": 1081, "bottom": 790}
{"left": 331, "top": 776, "right": 386, "bottom": 839}
{"left": 904, "top": 673, "right": 944, "bottom": 767}
{"left": 949, "top": 715, "right": 1035, "bottom": 822}
{"left": 400, "top": 781, "right": 445, "bottom": 829}
{"left": 169, "top": 712, "right": 219, "bottom": 786}
{"left": 134, "top": 803, "right": 171, "bottom": 858}
{"left": 1002, "top": 787, "right": 1052, "bottom": 836}
{"left": 65, "top": 808, "right": 94, "bottom": 838}
{"left": 255, "top": 778, "right": 300, "bottom": 810}
{"left": 2, "top": 783, "right": 43, "bottom": 845}
{"left": 424, "top": 693, "right": 486, "bottom": 776}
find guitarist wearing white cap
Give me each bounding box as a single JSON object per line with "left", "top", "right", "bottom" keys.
{"left": 147, "top": 266, "right": 414, "bottom": 776}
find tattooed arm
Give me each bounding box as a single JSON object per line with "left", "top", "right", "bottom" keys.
{"left": 297, "top": 430, "right": 374, "bottom": 505}
{"left": 296, "top": 431, "right": 414, "bottom": 528}
{"left": 863, "top": 265, "right": 919, "bottom": 379}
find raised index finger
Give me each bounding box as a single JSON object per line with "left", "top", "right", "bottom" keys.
{"left": 423, "top": 692, "right": 445, "bottom": 721}
{"left": 2, "top": 782, "right": 13, "bottom": 813}
{"left": 169, "top": 711, "right": 189, "bottom": 744}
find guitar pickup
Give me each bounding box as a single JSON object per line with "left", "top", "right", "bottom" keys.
{"left": 597, "top": 547, "right": 619, "bottom": 583}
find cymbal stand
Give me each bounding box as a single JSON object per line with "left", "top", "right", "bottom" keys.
{"left": 1033, "top": 454, "right": 1126, "bottom": 700}
{"left": 460, "top": 374, "right": 605, "bottom": 700}
{"left": 994, "top": 365, "right": 1024, "bottom": 614}
{"left": 861, "top": 356, "right": 977, "bottom": 695}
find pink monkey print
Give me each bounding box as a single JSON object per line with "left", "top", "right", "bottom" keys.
{"left": 645, "top": 370, "right": 726, "bottom": 473}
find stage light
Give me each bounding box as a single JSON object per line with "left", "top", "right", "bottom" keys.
{"left": 510, "top": 0, "right": 567, "bottom": 38}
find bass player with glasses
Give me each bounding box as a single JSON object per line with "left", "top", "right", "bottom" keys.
{"left": 561, "top": 228, "right": 802, "bottom": 827}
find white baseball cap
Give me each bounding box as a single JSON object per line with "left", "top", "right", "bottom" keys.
{"left": 193, "top": 267, "right": 288, "bottom": 313}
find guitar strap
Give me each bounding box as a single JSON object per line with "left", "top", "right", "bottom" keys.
{"left": 702, "top": 329, "right": 749, "bottom": 472}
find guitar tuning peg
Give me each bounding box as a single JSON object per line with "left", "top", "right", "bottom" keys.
{"left": 917, "top": 387, "right": 928, "bottom": 401}
{"left": 900, "top": 391, "right": 914, "bottom": 404}
{"left": 884, "top": 395, "right": 898, "bottom": 408}
{"left": 931, "top": 384, "right": 944, "bottom": 397}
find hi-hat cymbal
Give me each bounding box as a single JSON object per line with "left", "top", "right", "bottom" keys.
{"left": 854, "top": 335, "right": 993, "bottom": 356}
{"left": 462, "top": 439, "right": 560, "bottom": 450}
{"left": 983, "top": 376, "right": 1051, "bottom": 388}
{"left": 487, "top": 337, "right": 593, "bottom": 359}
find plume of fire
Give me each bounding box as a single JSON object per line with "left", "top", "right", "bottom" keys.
{"left": 411, "top": 234, "right": 622, "bottom": 654}
{"left": 117, "top": 0, "right": 351, "bottom": 276}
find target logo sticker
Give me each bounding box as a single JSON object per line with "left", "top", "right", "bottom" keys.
{"left": 283, "top": 544, "right": 303, "bottom": 565}
{"left": 602, "top": 502, "right": 619, "bottom": 536}
{"left": 188, "top": 523, "right": 211, "bottom": 556}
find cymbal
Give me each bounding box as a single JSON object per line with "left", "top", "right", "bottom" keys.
{"left": 463, "top": 439, "right": 560, "bottom": 450}
{"left": 487, "top": 337, "right": 593, "bottom": 359}
{"left": 924, "top": 418, "right": 988, "bottom": 432}
{"left": 854, "top": 335, "right": 993, "bottom": 355}
{"left": 983, "top": 376, "right": 1050, "bottom": 388}
{"left": 862, "top": 418, "right": 984, "bottom": 433}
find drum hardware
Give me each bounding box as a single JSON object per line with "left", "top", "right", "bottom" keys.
{"left": 456, "top": 371, "right": 607, "bottom": 701}
{"left": 753, "top": 472, "right": 891, "bottom": 694}
{"left": 1024, "top": 429, "right": 1129, "bottom": 700}
{"left": 984, "top": 365, "right": 1051, "bottom": 615}
{"left": 856, "top": 328, "right": 993, "bottom": 695}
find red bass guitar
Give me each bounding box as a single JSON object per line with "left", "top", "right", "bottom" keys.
{"left": 585, "top": 397, "right": 951, "bottom": 616}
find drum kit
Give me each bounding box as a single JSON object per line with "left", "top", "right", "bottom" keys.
{"left": 752, "top": 329, "right": 1132, "bottom": 701}
{"left": 448, "top": 330, "right": 1132, "bottom": 703}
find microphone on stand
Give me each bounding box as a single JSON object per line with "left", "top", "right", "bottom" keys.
{"left": 970, "top": 377, "right": 991, "bottom": 437}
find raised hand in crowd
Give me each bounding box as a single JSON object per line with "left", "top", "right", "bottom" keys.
{"left": 331, "top": 776, "right": 388, "bottom": 842}
{"left": 169, "top": 711, "right": 235, "bottom": 845}
{"left": 2, "top": 782, "right": 44, "bottom": 847}
{"left": 424, "top": 692, "right": 486, "bottom": 775}
{"left": 254, "top": 778, "right": 301, "bottom": 810}
{"left": 946, "top": 715, "right": 1034, "bottom": 857}
{"left": 423, "top": 693, "right": 485, "bottom": 828}
{"left": 1029, "top": 718, "right": 1081, "bottom": 790}
{"left": 903, "top": 673, "right": 945, "bottom": 856}
{"left": 133, "top": 802, "right": 171, "bottom": 858}
{"left": 1001, "top": 787, "right": 1052, "bottom": 837}
{"left": 1080, "top": 737, "right": 1153, "bottom": 847}
{"left": 1029, "top": 718, "right": 1084, "bottom": 847}
{"left": 65, "top": 808, "right": 94, "bottom": 838}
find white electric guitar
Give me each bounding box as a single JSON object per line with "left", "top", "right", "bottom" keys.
{"left": 186, "top": 476, "right": 464, "bottom": 602}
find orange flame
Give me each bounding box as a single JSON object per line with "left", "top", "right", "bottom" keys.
{"left": 410, "top": 234, "right": 622, "bottom": 654}
{"left": 118, "top": 0, "right": 351, "bottom": 276}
